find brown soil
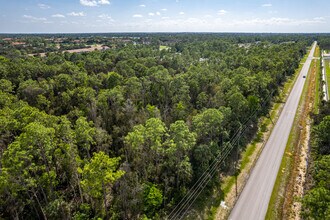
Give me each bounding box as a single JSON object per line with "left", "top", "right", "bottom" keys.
{"left": 215, "top": 133, "right": 269, "bottom": 219}
{"left": 282, "top": 58, "right": 317, "bottom": 219}
{"left": 28, "top": 44, "right": 108, "bottom": 57}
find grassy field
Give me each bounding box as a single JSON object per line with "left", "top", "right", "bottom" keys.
{"left": 159, "top": 45, "right": 170, "bottom": 51}
{"left": 326, "top": 60, "right": 330, "bottom": 96}
{"left": 314, "top": 44, "right": 320, "bottom": 57}
{"left": 314, "top": 46, "right": 321, "bottom": 113}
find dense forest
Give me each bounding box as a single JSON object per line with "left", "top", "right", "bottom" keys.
{"left": 300, "top": 40, "right": 330, "bottom": 220}
{"left": 0, "top": 33, "right": 327, "bottom": 219}
{"left": 301, "top": 101, "right": 330, "bottom": 218}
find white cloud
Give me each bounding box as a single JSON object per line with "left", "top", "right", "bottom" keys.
{"left": 98, "top": 14, "right": 111, "bottom": 19}
{"left": 139, "top": 4, "right": 146, "bottom": 7}
{"left": 161, "top": 8, "right": 167, "bottom": 11}
{"left": 98, "top": 0, "right": 110, "bottom": 5}
{"left": 268, "top": 10, "right": 278, "bottom": 14}
{"left": 119, "top": 13, "right": 328, "bottom": 33}
{"left": 234, "top": 17, "right": 326, "bottom": 26}
{"left": 23, "top": 15, "right": 33, "bottom": 19}
{"left": 218, "top": 10, "right": 228, "bottom": 15}
{"left": 80, "top": 0, "right": 110, "bottom": 7}
{"left": 38, "top": 4, "right": 50, "bottom": 9}
{"left": 52, "top": 14, "right": 65, "bottom": 18}
{"left": 149, "top": 11, "right": 160, "bottom": 16}
{"left": 67, "top": 12, "right": 86, "bottom": 17}
{"left": 133, "top": 14, "right": 143, "bottom": 18}
{"left": 80, "top": 0, "right": 97, "bottom": 6}
{"left": 313, "top": 17, "right": 325, "bottom": 21}
{"left": 23, "top": 15, "right": 47, "bottom": 21}
{"left": 132, "top": 17, "right": 208, "bottom": 31}
{"left": 262, "top": 3, "right": 272, "bottom": 7}
{"left": 179, "top": 12, "right": 185, "bottom": 15}
{"left": 98, "top": 14, "right": 114, "bottom": 22}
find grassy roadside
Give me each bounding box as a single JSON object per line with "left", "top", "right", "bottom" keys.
{"left": 314, "top": 59, "right": 321, "bottom": 113}
{"left": 314, "top": 46, "right": 321, "bottom": 113}
{"left": 213, "top": 47, "right": 312, "bottom": 220}
{"left": 221, "top": 51, "right": 309, "bottom": 195}
{"left": 265, "top": 45, "right": 319, "bottom": 220}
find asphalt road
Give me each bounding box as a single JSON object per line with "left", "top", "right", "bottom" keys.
{"left": 229, "top": 42, "right": 317, "bottom": 220}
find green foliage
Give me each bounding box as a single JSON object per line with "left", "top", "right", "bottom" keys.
{"left": 313, "top": 115, "right": 330, "bottom": 155}
{"left": 125, "top": 117, "right": 166, "bottom": 153}
{"left": 124, "top": 118, "right": 196, "bottom": 216}
{"left": 302, "top": 104, "right": 330, "bottom": 219}
{"left": 75, "top": 116, "right": 96, "bottom": 157}
{"left": 1, "top": 122, "right": 58, "bottom": 217}
{"left": 192, "top": 108, "right": 224, "bottom": 143}
{"left": 0, "top": 33, "right": 316, "bottom": 219}
{"left": 0, "top": 79, "right": 13, "bottom": 93}
{"left": 143, "top": 183, "right": 163, "bottom": 217}
{"left": 106, "top": 71, "right": 123, "bottom": 89}
{"left": 302, "top": 187, "right": 330, "bottom": 219}
{"left": 80, "top": 151, "right": 124, "bottom": 199}
{"left": 79, "top": 151, "right": 125, "bottom": 218}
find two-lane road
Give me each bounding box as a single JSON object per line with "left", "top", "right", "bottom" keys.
{"left": 229, "top": 42, "right": 317, "bottom": 220}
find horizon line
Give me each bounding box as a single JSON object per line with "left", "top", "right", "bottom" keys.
{"left": 1, "top": 31, "right": 330, "bottom": 35}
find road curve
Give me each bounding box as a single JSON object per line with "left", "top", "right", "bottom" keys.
{"left": 229, "top": 42, "right": 317, "bottom": 220}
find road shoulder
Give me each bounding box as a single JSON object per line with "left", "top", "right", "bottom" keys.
{"left": 214, "top": 46, "right": 314, "bottom": 220}
{"left": 265, "top": 45, "right": 320, "bottom": 220}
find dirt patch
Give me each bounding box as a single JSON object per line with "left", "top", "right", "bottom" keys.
{"left": 283, "top": 59, "right": 317, "bottom": 219}
{"left": 28, "top": 44, "right": 109, "bottom": 57}
{"left": 289, "top": 122, "right": 310, "bottom": 220}
{"left": 215, "top": 128, "right": 272, "bottom": 219}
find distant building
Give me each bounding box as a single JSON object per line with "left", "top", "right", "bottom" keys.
{"left": 11, "top": 42, "right": 26, "bottom": 46}
{"left": 199, "top": 58, "right": 209, "bottom": 62}
{"left": 324, "top": 51, "right": 330, "bottom": 60}
{"left": 101, "top": 46, "right": 110, "bottom": 51}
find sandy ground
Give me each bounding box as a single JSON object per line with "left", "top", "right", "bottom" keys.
{"left": 28, "top": 44, "right": 108, "bottom": 57}
{"left": 215, "top": 125, "right": 274, "bottom": 219}
{"left": 289, "top": 121, "right": 310, "bottom": 220}
{"left": 215, "top": 97, "right": 287, "bottom": 220}
{"left": 286, "top": 58, "right": 317, "bottom": 220}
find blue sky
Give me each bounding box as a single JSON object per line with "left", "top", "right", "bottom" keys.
{"left": 0, "top": 0, "right": 329, "bottom": 33}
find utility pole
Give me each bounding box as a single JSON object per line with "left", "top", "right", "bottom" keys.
{"left": 267, "top": 112, "right": 274, "bottom": 125}
{"left": 235, "top": 125, "right": 242, "bottom": 198}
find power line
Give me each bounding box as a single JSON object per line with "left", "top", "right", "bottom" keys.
{"left": 170, "top": 124, "right": 249, "bottom": 220}
{"left": 167, "top": 90, "right": 274, "bottom": 220}
{"left": 168, "top": 127, "right": 244, "bottom": 219}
